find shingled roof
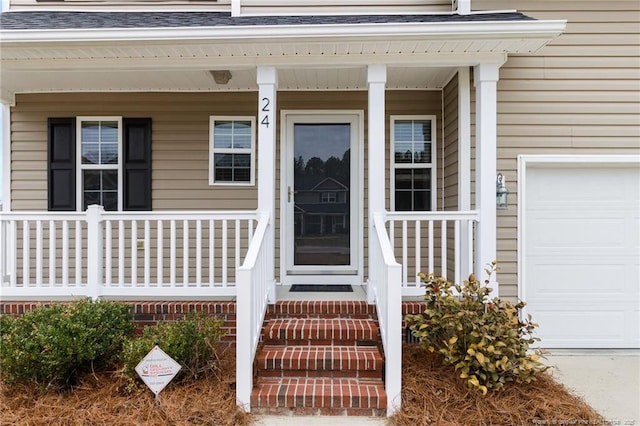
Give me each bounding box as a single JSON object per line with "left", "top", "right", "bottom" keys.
{"left": 0, "top": 11, "right": 534, "bottom": 30}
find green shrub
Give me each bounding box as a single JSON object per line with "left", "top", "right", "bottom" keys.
{"left": 120, "top": 312, "right": 226, "bottom": 387}
{"left": 0, "top": 299, "right": 133, "bottom": 390}
{"left": 406, "top": 264, "right": 547, "bottom": 394}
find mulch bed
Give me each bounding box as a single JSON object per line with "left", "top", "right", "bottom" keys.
{"left": 1, "top": 344, "right": 604, "bottom": 425}
{"left": 0, "top": 346, "right": 251, "bottom": 426}
{"left": 390, "top": 344, "right": 605, "bottom": 426}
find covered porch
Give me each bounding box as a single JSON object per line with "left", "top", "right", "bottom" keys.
{"left": 0, "top": 10, "right": 565, "bottom": 416}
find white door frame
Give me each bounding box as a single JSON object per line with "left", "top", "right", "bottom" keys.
{"left": 279, "top": 110, "right": 364, "bottom": 285}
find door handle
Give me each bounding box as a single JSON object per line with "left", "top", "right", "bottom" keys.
{"left": 288, "top": 186, "right": 293, "bottom": 203}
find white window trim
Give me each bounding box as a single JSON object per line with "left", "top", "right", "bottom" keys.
{"left": 390, "top": 115, "right": 437, "bottom": 212}
{"left": 76, "top": 116, "right": 123, "bottom": 212}
{"left": 209, "top": 116, "right": 256, "bottom": 186}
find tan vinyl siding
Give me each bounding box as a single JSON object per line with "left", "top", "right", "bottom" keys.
{"left": 8, "top": 0, "right": 231, "bottom": 12}
{"left": 11, "top": 92, "right": 259, "bottom": 212}
{"left": 443, "top": 73, "right": 459, "bottom": 281}
{"left": 240, "top": 0, "right": 451, "bottom": 15}
{"left": 477, "top": 0, "right": 640, "bottom": 300}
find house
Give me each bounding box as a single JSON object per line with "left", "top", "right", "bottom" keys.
{"left": 0, "top": 0, "right": 638, "bottom": 417}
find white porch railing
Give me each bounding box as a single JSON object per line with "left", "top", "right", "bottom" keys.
{"left": 0, "top": 205, "right": 257, "bottom": 299}
{"left": 386, "top": 211, "right": 479, "bottom": 296}
{"left": 236, "top": 211, "right": 272, "bottom": 412}
{"left": 370, "top": 213, "right": 402, "bottom": 416}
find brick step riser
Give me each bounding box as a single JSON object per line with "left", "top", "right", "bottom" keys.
{"left": 262, "top": 339, "right": 380, "bottom": 347}
{"left": 251, "top": 407, "right": 387, "bottom": 417}
{"left": 257, "top": 357, "right": 383, "bottom": 373}
{"left": 257, "top": 370, "right": 384, "bottom": 379}
{"left": 265, "top": 313, "right": 378, "bottom": 320}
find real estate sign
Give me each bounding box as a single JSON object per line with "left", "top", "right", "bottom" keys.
{"left": 135, "top": 345, "right": 182, "bottom": 396}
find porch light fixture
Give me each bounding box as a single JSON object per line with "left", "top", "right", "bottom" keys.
{"left": 210, "top": 70, "right": 232, "bottom": 85}
{"left": 496, "top": 173, "right": 509, "bottom": 210}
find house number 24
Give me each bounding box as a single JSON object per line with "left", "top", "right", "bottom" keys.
{"left": 261, "top": 97, "right": 271, "bottom": 128}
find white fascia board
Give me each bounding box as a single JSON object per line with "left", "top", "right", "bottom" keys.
{"left": 0, "top": 20, "right": 567, "bottom": 44}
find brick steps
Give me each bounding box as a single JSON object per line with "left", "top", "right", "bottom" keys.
{"left": 264, "top": 318, "right": 380, "bottom": 345}
{"left": 251, "top": 377, "right": 387, "bottom": 416}
{"left": 256, "top": 345, "right": 383, "bottom": 379}
{"left": 251, "top": 301, "right": 387, "bottom": 416}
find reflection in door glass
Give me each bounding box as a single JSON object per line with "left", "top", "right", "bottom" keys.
{"left": 293, "top": 124, "right": 350, "bottom": 266}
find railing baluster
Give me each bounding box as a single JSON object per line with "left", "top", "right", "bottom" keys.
{"left": 118, "top": 221, "right": 125, "bottom": 285}
{"left": 36, "top": 221, "right": 43, "bottom": 287}
{"left": 144, "top": 220, "right": 150, "bottom": 287}
{"left": 49, "top": 220, "right": 56, "bottom": 286}
{"left": 401, "top": 220, "right": 408, "bottom": 286}
{"left": 235, "top": 219, "right": 241, "bottom": 274}
{"left": 22, "top": 221, "right": 29, "bottom": 287}
{"left": 196, "top": 220, "right": 202, "bottom": 287}
{"left": 62, "top": 221, "right": 69, "bottom": 286}
{"left": 10, "top": 221, "right": 16, "bottom": 286}
{"left": 157, "top": 220, "right": 163, "bottom": 286}
{"left": 441, "top": 220, "right": 447, "bottom": 278}
{"left": 454, "top": 220, "right": 461, "bottom": 285}
{"left": 183, "top": 220, "right": 189, "bottom": 285}
{"left": 209, "top": 220, "right": 215, "bottom": 286}
{"left": 170, "top": 220, "right": 176, "bottom": 287}
{"left": 428, "top": 220, "right": 434, "bottom": 275}
{"left": 415, "top": 220, "right": 421, "bottom": 285}
{"left": 131, "top": 220, "right": 138, "bottom": 286}
{"left": 222, "top": 220, "right": 228, "bottom": 286}
{"left": 105, "top": 220, "right": 112, "bottom": 286}
{"left": 75, "top": 220, "right": 82, "bottom": 286}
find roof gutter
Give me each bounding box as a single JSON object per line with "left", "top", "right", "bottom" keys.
{"left": 0, "top": 19, "right": 567, "bottom": 44}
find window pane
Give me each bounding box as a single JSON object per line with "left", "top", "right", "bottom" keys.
{"left": 413, "top": 169, "right": 430, "bottom": 189}
{"left": 100, "top": 122, "right": 119, "bottom": 143}
{"left": 82, "top": 120, "right": 119, "bottom": 165}
{"left": 214, "top": 134, "right": 233, "bottom": 149}
{"left": 214, "top": 121, "right": 234, "bottom": 132}
{"left": 234, "top": 168, "right": 251, "bottom": 182}
{"left": 395, "top": 191, "right": 412, "bottom": 211}
{"left": 413, "top": 120, "right": 431, "bottom": 142}
{"left": 215, "top": 153, "right": 233, "bottom": 167}
{"left": 81, "top": 122, "right": 100, "bottom": 143}
{"left": 233, "top": 154, "right": 251, "bottom": 168}
{"left": 102, "top": 170, "right": 118, "bottom": 190}
{"left": 233, "top": 134, "right": 252, "bottom": 149}
{"left": 215, "top": 168, "right": 233, "bottom": 182}
{"left": 102, "top": 192, "right": 118, "bottom": 211}
{"left": 414, "top": 190, "right": 430, "bottom": 211}
{"left": 82, "top": 143, "right": 100, "bottom": 164}
{"left": 83, "top": 170, "right": 101, "bottom": 190}
{"left": 83, "top": 192, "right": 100, "bottom": 210}
{"left": 101, "top": 143, "right": 119, "bottom": 165}
{"left": 395, "top": 169, "right": 413, "bottom": 189}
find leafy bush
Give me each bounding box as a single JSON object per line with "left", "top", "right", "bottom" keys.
{"left": 120, "top": 312, "right": 226, "bottom": 387}
{"left": 0, "top": 299, "right": 133, "bottom": 390}
{"left": 406, "top": 264, "right": 547, "bottom": 394}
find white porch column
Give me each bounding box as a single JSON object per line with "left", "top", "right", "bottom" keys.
{"left": 457, "top": 67, "right": 472, "bottom": 279}
{"left": 367, "top": 64, "right": 387, "bottom": 304}
{"left": 474, "top": 63, "right": 500, "bottom": 296}
{"left": 2, "top": 103, "right": 10, "bottom": 212}
{"left": 257, "top": 66, "right": 277, "bottom": 301}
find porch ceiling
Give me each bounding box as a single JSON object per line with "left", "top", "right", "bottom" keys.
{"left": 0, "top": 14, "right": 567, "bottom": 103}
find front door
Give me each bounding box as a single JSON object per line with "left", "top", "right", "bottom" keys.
{"left": 282, "top": 112, "right": 361, "bottom": 285}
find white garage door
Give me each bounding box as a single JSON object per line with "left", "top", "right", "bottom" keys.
{"left": 522, "top": 159, "right": 640, "bottom": 348}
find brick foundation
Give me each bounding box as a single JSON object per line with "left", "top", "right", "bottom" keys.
{"left": 0, "top": 300, "right": 426, "bottom": 346}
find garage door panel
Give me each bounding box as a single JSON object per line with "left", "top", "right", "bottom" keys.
{"left": 527, "top": 215, "right": 628, "bottom": 250}
{"left": 531, "top": 309, "right": 630, "bottom": 348}
{"left": 523, "top": 161, "right": 639, "bottom": 349}
{"left": 526, "top": 260, "right": 627, "bottom": 298}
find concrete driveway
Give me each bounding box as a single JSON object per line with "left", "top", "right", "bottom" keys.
{"left": 545, "top": 350, "right": 640, "bottom": 424}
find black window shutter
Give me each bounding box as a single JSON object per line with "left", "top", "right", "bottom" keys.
{"left": 48, "top": 118, "right": 76, "bottom": 211}
{"left": 123, "top": 118, "right": 152, "bottom": 211}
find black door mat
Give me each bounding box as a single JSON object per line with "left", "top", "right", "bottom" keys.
{"left": 289, "top": 284, "right": 353, "bottom": 292}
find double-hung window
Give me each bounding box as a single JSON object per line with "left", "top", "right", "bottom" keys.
{"left": 209, "top": 117, "right": 256, "bottom": 185}
{"left": 390, "top": 116, "right": 436, "bottom": 211}
{"left": 78, "top": 117, "right": 122, "bottom": 211}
